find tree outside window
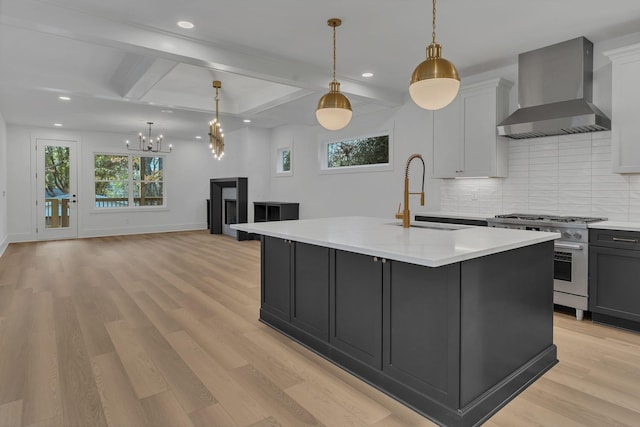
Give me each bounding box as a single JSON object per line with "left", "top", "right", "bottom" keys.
{"left": 276, "top": 146, "right": 292, "bottom": 176}
{"left": 94, "top": 154, "right": 165, "bottom": 208}
{"left": 282, "top": 150, "right": 291, "bottom": 172}
{"left": 44, "top": 146, "right": 70, "bottom": 197}
{"left": 327, "top": 135, "right": 389, "bottom": 168}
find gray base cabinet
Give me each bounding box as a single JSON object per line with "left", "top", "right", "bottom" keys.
{"left": 589, "top": 229, "right": 640, "bottom": 331}
{"left": 384, "top": 261, "right": 460, "bottom": 407}
{"left": 259, "top": 238, "right": 557, "bottom": 427}
{"left": 332, "top": 250, "right": 384, "bottom": 369}
{"left": 292, "top": 243, "right": 330, "bottom": 341}
{"left": 261, "top": 236, "right": 330, "bottom": 341}
{"left": 261, "top": 236, "right": 292, "bottom": 320}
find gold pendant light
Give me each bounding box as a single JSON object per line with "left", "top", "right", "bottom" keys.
{"left": 209, "top": 80, "right": 224, "bottom": 160}
{"left": 316, "top": 18, "right": 352, "bottom": 131}
{"left": 410, "top": 0, "right": 460, "bottom": 110}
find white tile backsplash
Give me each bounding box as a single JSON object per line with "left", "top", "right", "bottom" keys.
{"left": 438, "top": 131, "right": 640, "bottom": 221}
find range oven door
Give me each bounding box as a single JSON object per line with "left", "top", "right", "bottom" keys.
{"left": 553, "top": 241, "right": 588, "bottom": 296}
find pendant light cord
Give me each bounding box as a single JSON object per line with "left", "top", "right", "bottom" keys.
{"left": 432, "top": 0, "right": 437, "bottom": 44}
{"left": 215, "top": 87, "right": 220, "bottom": 121}
{"left": 332, "top": 23, "right": 337, "bottom": 82}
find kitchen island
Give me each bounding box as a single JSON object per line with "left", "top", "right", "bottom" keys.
{"left": 232, "top": 217, "right": 559, "bottom": 427}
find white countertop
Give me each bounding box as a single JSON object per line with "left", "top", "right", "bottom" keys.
{"left": 588, "top": 221, "right": 640, "bottom": 232}
{"left": 232, "top": 216, "right": 559, "bottom": 268}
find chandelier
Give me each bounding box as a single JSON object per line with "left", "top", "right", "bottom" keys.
{"left": 126, "top": 122, "right": 172, "bottom": 153}
{"left": 209, "top": 80, "right": 224, "bottom": 159}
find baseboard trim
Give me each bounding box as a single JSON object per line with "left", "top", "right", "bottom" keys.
{"left": 0, "top": 235, "right": 8, "bottom": 258}
{"left": 81, "top": 223, "right": 207, "bottom": 238}
{"left": 7, "top": 224, "right": 208, "bottom": 244}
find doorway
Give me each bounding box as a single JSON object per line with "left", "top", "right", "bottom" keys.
{"left": 36, "top": 138, "right": 78, "bottom": 240}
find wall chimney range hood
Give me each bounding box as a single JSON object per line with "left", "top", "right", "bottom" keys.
{"left": 497, "top": 37, "right": 610, "bottom": 139}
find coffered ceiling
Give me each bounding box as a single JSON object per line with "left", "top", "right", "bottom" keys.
{"left": 1, "top": 0, "right": 640, "bottom": 141}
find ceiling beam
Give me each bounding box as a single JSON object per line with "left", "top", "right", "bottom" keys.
{"left": 1, "top": 0, "right": 404, "bottom": 108}
{"left": 110, "top": 53, "right": 178, "bottom": 100}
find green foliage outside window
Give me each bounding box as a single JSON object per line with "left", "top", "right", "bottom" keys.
{"left": 44, "top": 146, "right": 70, "bottom": 197}
{"left": 95, "top": 155, "right": 128, "bottom": 204}
{"left": 94, "top": 154, "right": 164, "bottom": 207}
{"left": 282, "top": 150, "right": 291, "bottom": 172}
{"left": 327, "top": 135, "right": 389, "bottom": 168}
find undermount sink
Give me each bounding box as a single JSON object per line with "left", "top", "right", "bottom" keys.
{"left": 389, "top": 222, "right": 470, "bottom": 231}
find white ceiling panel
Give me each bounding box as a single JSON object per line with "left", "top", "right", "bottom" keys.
{"left": 1, "top": 0, "right": 640, "bottom": 138}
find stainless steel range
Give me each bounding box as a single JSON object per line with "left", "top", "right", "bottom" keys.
{"left": 487, "top": 213, "right": 606, "bottom": 320}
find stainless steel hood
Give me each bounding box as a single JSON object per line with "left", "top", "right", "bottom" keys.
{"left": 497, "top": 37, "right": 610, "bottom": 139}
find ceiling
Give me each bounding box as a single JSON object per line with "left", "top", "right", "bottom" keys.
{"left": 1, "top": 0, "right": 640, "bottom": 142}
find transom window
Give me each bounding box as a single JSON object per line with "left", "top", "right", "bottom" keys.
{"left": 320, "top": 132, "right": 392, "bottom": 173}
{"left": 94, "top": 154, "right": 165, "bottom": 208}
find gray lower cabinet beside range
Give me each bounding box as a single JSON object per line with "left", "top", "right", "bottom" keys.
{"left": 589, "top": 228, "right": 640, "bottom": 332}
{"left": 253, "top": 222, "right": 558, "bottom": 427}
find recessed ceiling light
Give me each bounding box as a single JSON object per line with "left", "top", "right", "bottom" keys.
{"left": 195, "top": 136, "right": 202, "bottom": 139}
{"left": 58, "top": 96, "right": 71, "bottom": 101}
{"left": 243, "top": 119, "right": 251, "bottom": 123}
{"left": 53, "top": 123, "right": 63, "bottom": 127}
{"left": 362, "top": 72, "right": 374, "bottom": 78}
{"left": 177, "top": 21, "right": 194, "bottom": 29}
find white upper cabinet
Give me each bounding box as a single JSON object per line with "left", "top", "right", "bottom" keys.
{"left": 606, "top": 43, "right": 640, "bottom": 173}
{"left": 433, "top": 78, "right": 513, "bottom": 178}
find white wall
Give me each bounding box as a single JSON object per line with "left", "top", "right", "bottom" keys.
{"left": 267, "top": 104, "right": 440, "bottom": 220}
{"left": 0, "top": 112, "right": 7, "bottom": 255}
{"left": 5, "top": 124, "right": 267, "bottom": 241}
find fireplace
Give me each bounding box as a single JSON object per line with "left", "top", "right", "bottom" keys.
{"left": 209, "top": 177, "right": 249, "bottom": 241}
{"left": 224, "top": 199, "right": 237, "bottom": 224}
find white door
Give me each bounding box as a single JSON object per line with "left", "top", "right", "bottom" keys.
{"left": 36, "top": 139, "right": 78, "bottom": 240}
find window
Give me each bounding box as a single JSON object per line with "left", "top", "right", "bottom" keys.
{"left": 94, "top": 154, "right": 165, "bottom": 208}
{"left": 320, "top": 132, "right": 392, "bottom": 173}
{"left": 276, "top": 146, "right": 292, "bottom": 176}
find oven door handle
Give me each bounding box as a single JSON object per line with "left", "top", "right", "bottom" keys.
{"left": 554, "top": 242, "right": 584, "bottom": 251}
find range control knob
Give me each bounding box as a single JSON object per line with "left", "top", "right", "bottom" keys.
{"left": 573, "top": 232, "right": 583, "bottom": 240}
{"left": 562, "top": 231, "right": 572, "bottom": 239}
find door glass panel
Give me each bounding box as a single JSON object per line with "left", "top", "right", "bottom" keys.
{"left": 44, "top": 145, "right": 71, "bottom": 229}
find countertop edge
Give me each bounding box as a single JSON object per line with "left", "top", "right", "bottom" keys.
{"left": 588, "top": 221, "right": 640, "bottom": 232}
{"left": 232, "top": 219, "right": 559, "bottom": 268}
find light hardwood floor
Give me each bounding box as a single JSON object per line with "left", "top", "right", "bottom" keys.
{"left": 0, "top": 230, "right": 639, "bottom": 427}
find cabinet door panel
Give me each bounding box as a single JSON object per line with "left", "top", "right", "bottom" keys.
{"left": 433, "top": 100, "right": 461, "bottom": 178}
{"left": 384, "top": 262, "right": 460, "bottom": 406}
{"left": 610, "top": 48, "right": 640, "bottom": 173}
{"left": 590, "top": 246, "right": 640, "bottom": 322}
{"left": 262, "top": 236, "right": 291, "bottom": 319}
{"left": 332, "top": 250, "right": 382, "bottom": 369}
{"left": 432, "top": 78, "right": 510, "bottom": 178}
{"left": 462, "top": 90, "right": 496, "bottom": 177}
{"left": 292, "top": 243, "right": 330, "bottom": 340}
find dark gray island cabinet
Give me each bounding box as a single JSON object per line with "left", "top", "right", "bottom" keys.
{"left": 234, "top": 217, "right": 559, "bottom": 427}
{"left": 259, "top": 238, "right": 556, "bottom": 427}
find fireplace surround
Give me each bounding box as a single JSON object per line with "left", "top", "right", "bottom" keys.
{"left": 209, "top": 177, "right": 248, "bottom": 241}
